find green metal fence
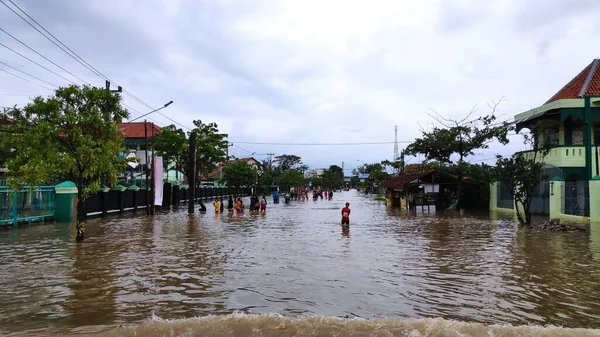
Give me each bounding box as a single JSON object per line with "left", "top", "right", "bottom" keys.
{"left": 0, "top": 186, "right": 55, "bottom": 226}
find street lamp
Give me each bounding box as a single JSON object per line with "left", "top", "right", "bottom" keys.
{"left": 128, "top": 100, "right": 174, "bottom": 122}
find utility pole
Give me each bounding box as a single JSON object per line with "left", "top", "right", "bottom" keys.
{"left": 150, "top": 122, "right": 155, "bottom": 215}
{"left": 188, "top": 132, "right": 197, "bottom": 214}
{"left": 105, "top": 80, "right": 122, "bottom": 93}
{"left": 267, "top": 153, "right": 275, "bottom": 170}
{"left": 144, "top": 120, "right": 150, "bottom": 215}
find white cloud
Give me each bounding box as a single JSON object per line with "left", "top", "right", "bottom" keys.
{"left": 1, "top": 0, "right": 600, "bottom": 169}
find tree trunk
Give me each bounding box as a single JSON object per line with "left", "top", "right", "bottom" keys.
{"left": 76, "top": 196, "right": 86, "bottom": 241}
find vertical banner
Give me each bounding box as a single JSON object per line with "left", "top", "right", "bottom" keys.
{"left": 153, "top": 156, "right": 164, "bottom": 206}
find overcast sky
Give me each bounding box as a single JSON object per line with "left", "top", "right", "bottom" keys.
{"left": 1, "top": 0, "right": 599, "bottom": 173}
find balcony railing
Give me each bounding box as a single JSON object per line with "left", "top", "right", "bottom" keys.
{"left": 517, "top": 146, "right": 585, "bottom": 168}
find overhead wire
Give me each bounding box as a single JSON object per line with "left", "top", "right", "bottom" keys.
{"left": 0, "top": 42, "right": 78, "bottom": 84}
{"left": 1, "top": 0, "right": 189, "bottom": 129}
{"left": 0, "top": 60, "right": 58, "bottom": 88}
{"left": 0, "top": 68, "right": 54, "bottom": 90}
{"left": 0, "top": 27, "right": 88, "bottom": 84}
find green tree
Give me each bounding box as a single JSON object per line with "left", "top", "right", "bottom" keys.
{"left": 193, "top": 120, "right": 228, "bottom": 187}
{"left": 0, "top": 85, "right": 129, "bottom": 241}
{"left": 276, "top": 169, "right": 306, "bottom": 190}
{"left": 257, "top": 160, "right": 274, "bottom": 194}
{"left": 274, "top": 154, "right": 302, "bottom": 171}
{"left": 322, "top": 165, "right": 344, "bottom": 188}
{"left": 310, "top": 176, "right": 324, "bottom": 187}
{"left": 221, "top": 160, "right": 258, "bottom": 193}
{"left": 405, "top": 99, "right": 510, "bottom": 205}
{"left": 153, "top": 120, "right": 228, "bottom": 188}
{"left": 495, "top": 124, "right": 551, "bottom": 225}
{"left": 153, "top": 125, "right": 187, "bottom": 174}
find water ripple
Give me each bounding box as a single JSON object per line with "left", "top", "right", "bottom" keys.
{"left": 0, "top": 191, "right": 600, "bottom": 335}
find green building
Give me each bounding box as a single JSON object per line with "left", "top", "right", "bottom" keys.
{"left": 514, "top": 58, "right": 600, "bottom": 181}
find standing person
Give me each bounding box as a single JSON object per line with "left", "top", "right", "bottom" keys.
{"left": 341, "top": 202, "right": 351, "bottom": 226}
{"left": 213, "top": 199, "right": 221, "bottom": 214}
{"left": 235, "top": 198, "right": 242, "bottom": 214}
{"left": 227, "top": 196, "right": 234, "bottom": 214}
{"left": 220, "top": 198, "right": 224, "bottom": 213}
{"left": 260, "top": 195, "right": 267, "bottom": 214}
{"left": 329, "top": 190, "right": 333, "bottom": 201}
{"left": 250, "top": 195, "right": 256, "bottom": 213}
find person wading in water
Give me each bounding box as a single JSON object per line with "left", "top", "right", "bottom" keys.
{"left": 227, "top": 196, "right": 234, "bottom": 214}
{"left": 341, "top": 202, "right": 351, "bottom": 226}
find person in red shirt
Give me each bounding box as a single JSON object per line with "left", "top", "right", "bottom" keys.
{"left": 341, "top": 202, "right": 351, "bottom": 225}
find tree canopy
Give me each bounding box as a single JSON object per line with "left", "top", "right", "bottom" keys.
{"left": 276, "top": 169, "right": 306, "bottom": 189}
{"left": 405, "top": 100, "right": 510, "bottom": 164}
{"left": 0, "top": 85, "right": 129, "bottom": 241}
{"left": 153, "top": 120, "right": 228, "bottom": 188}
{"left": 221, "top": 160, "right": 258, "bottom": 190}
{"left": 494, "top": 124, "right": 551, "bottom": 225}
{"left": 321, "top": 165, "right": 344, "bottom": 188}
{"left": 404, "top": 99, "right": 510, "bottom": 205}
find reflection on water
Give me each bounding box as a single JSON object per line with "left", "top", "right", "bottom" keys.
{"left": 0, "top": 191, "right": 599, "bottom": 336}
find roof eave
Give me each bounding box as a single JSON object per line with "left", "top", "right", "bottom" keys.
{"left": 514, "top": 99, "right": 585, "bottom": 125}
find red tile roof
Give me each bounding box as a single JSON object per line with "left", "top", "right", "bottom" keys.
{"left": 118, "top": 122, "right": 161, "bottom": 138}
{"left": 381, "top": 170, "right": 436, "bottom": 189}
{"left": 545, "top": 59, "right": 600, "bottom": 104}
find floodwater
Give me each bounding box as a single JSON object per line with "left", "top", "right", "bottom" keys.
{"left": 1, "top": 190, "right": 600, "bottom": 337}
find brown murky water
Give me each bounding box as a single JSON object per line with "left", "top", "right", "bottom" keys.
{"left": 1, "top": 190, "right": 600, "bottom": 336}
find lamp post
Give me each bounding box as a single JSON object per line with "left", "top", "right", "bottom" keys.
{"left": 128, "top": 101, "right": 174, "bottom": 122}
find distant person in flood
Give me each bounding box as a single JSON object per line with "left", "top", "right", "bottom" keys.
{"left": 213, "top": 199, "right": 221, "bottom": 214}
{"left": 235, "top": 198, "right": 242, "bottom": 214}
{"left": 341, "top": 202, "right": 351, "bottom": 226}
{"left": 260, "top": 195, "right": 267, "bottom": 214}
{"left": 273, "top": 191, "right": 280, "bottom": 204}
{"left": 198, "top": 201, "right": 207, "bottom": 213}
{"left": 227, "top": 196, "right": 234, "bottom": 214}
{"left": 220, "top": 198, "right": 224, "bottom": 213}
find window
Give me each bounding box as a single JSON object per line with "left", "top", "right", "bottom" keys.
{"left": 594, "top": 124, "right": 600, "bottom": 145}
{"left": 544, "top": 126, "right": 559, "bottom": 146}
{"left": 572, "top": 125, "right": 583, "bottom": 145}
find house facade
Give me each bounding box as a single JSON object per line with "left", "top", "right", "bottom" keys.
{"left": 514, "top": 58, "right": 600, "bottom": 181}
{"left": 492, "top": 58, "right": 600, "bottom": 225}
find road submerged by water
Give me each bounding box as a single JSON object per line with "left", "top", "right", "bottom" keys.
{"left": 1, "top": 190, "right": 600, "bottom": 336}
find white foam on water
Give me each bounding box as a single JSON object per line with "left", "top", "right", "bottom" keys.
{"left": 89, "top": 313, "right": 600, "bottom": 337}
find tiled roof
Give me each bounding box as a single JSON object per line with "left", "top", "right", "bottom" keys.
{"left": 381, "top": 170, "right": 435, "bottom": 189}
{"left": 545, "top": 59, "right": 600, "bottom": 104}
{"left": 118, "top": 122, "right": 161, "bottom": 138}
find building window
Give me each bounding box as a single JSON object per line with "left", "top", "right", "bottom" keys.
{"left": 571, "top": 124, "right": 583, "bottom": 145}
{"left": 544, "top": 126, "right": 559, "bottom": 146}
{"left": 594, "top": 124, "right": 600, "bottom": 145}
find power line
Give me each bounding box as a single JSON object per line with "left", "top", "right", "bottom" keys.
{"left": 1, "top": 1, "right": 177, "bottom": 128}
{"left": 0, "top": 68, "right": 54, "bottom": 90}
{"left": 0, "top": 60, "right": 58, "bottom": 88}
{"left": 0, "top": 42, "right": 78, "bottom": 84}
{"left": 2, "top": 0, "right": 106, "bottom": 79}
{"left": 0, "top": 27, "right": 88, "bottom": 84}
{"left": 0, "top": 93, "right": 43, "bottom": 96}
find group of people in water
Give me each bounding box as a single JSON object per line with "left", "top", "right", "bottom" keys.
{"left": 198, "top": 195, "right": 269, "bottom": 215}
{"left": 197, "top": 189, "right": 351, "bottom": 225}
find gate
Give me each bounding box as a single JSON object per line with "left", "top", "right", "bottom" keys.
{"left": 563, "top": 180, "right": 589, "bottom": 216}
{"left": 0, "top": 186, "right": 55, "bottom": 226}
{"left": 529, "top": 181, "right": 550, "bottom": 215}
